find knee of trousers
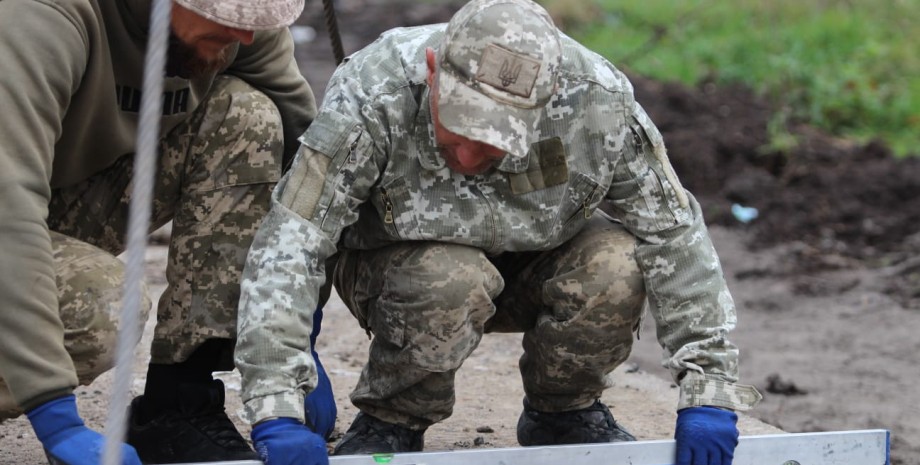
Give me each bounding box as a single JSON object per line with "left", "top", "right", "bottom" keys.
{"left": 544, "top": 221, "right": 646, "bottom": 326}
{"left": 190, "top": 76, "right": 284, "bottom": 188}
{"left": 53, "top": 232, "right": 152, "bottom": 383}
{"left": 371, "top": 243, "right": 504, "bottom": 372}
{"left": 580, "top": 229, "right": 644, "bottom": 302}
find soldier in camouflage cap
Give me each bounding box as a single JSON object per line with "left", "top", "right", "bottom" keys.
{"left": 435, "top": 0, "right": 561, "bottom": 159}
{"left": 236, "top": 0, "right": 761, "bottom": 463}
{"left": 0, "top": 0, "right": 335, "bottom": 464}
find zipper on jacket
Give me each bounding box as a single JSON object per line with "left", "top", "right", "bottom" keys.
{"left": 583, "top": 194, "right": 594, "bottom": 219}
{"left": 321, "top": 130, "right": 362, "bottom": 229}
{"left": 380, "top": 188, "right": 394, "bottom": 224}
{"left": 347, "top": 137, "right": 360, "bottom": 162}
{"left": 578, "top": 186, "right": 599, "bottom": 221}
{"left": 564, "top": 184, "right": 600, "bottom": 226}
{"left": 631, "top": 124, "right": 681, "bottom": 227}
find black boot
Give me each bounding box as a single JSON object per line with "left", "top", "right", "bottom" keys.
{"left": 517, "top": 398, "right": 636, "bottom": 446}
{"left": 127, "top": 379, "right": 258, "bottom": 463}
{"left": 332, "top": 412, "right": 424, "bottom": 455}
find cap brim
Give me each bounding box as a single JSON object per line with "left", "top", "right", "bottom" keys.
{"left": 436, "top": 69, "right": 539, "bottom": 158}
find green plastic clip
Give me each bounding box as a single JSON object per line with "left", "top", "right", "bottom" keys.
{"left": 371, "top": 453, "right": 395, "bottom": 464}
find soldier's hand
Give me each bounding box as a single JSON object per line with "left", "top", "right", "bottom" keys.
{"left": 674, "top": 406, "right": 739, "bottom": 465}
{"left": 252, "top": 418, "right": 329, "bottom": 465}
{"left": 27, "top": 395, "right": 141, "bottom": 465}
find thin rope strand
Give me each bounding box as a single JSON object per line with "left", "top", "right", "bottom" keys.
{"left": 322, "top": 0, "right": 345, "bottom": 65}
{"left": 102, "top": 0, "right": 171, "bottom": 463}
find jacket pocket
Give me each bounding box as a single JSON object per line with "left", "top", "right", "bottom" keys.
{"left": 376, "top": 177, "right": 419, "bottom": 240}
{"left": 554, "top": 172, "right": 602, "bottom": 240}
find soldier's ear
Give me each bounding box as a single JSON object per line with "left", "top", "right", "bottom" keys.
{"left": 425, "top": 47, "right": 437, "bottom": 86}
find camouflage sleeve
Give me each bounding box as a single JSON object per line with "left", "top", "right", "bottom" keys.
{"left": 235, "top": 106, "right": 381, "bottom": 424}
{"left": 605, "top": 101, "right": 761, "bottom": 411}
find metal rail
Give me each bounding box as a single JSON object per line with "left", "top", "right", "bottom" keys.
{"left": 168, "top": 429, "right": 891, "bottom": 465}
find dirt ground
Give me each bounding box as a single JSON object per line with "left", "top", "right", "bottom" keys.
{"left": 2, "top": 0, "right": 918, "bottom": 463}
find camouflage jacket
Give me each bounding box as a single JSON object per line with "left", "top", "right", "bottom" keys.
{"left": 236, "top": 25, "right": 761, "bottom": 424}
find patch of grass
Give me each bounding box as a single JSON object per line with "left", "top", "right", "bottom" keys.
{"left": 549, "top": 0, "right": 920, "bottom": 157}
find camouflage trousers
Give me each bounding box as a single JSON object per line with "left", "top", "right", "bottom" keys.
{"left": 0, "top": 76, "right": 283, "bottom": 418}
{"left": 334, "top": 216, "right": 647, "bottom": 430}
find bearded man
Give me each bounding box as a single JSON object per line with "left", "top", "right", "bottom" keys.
{"left": 0, "top": 1, "right": 335, "bottom": 464}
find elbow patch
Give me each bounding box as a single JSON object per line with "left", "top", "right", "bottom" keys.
{"left": 280, "top": 110, "right": 368, "bottom": 220}
{"left": 279, "top": 145, "right": 331, "bottom": 219}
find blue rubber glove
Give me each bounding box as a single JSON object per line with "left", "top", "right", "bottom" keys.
{"left": 27, "top": 395, "right": 141, "bottom": 465}
{"left": 252, "top": 418, "right": 329, "bottom": 465}
{"left": 306, "top": 307, "right": 337, "bottom": 439}
{"left": 675, "top": 406, "right": 739, "bottom": 465}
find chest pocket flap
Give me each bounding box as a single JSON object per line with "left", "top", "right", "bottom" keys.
{"left": 508, "top": 137, "right": 570, "bottom": 195}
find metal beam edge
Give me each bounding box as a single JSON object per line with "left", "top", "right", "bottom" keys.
{"left": 165, "top": 429, "right": 891, "bottom": 465}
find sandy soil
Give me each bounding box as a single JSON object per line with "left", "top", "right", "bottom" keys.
{"left": 3, "top": 1, "right": 918, "bottom": 463}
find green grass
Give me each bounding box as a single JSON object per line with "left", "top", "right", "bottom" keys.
{"left": 546, "top": 0, "right": 920, "bottom": 157}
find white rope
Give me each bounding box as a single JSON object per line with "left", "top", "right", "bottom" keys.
{"left": 102, "top": 0, "right": 172, "bottom": 463}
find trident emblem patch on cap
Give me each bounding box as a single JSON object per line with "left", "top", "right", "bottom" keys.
{"left": 476, "top": 44, "right": 541, "bottom": 98}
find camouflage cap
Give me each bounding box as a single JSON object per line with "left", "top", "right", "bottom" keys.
{"left": 436, "top": 0, "right": 561, "bottom": 158}
{"left": 174, "top": 0, "right": 304, "bottom": 31}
